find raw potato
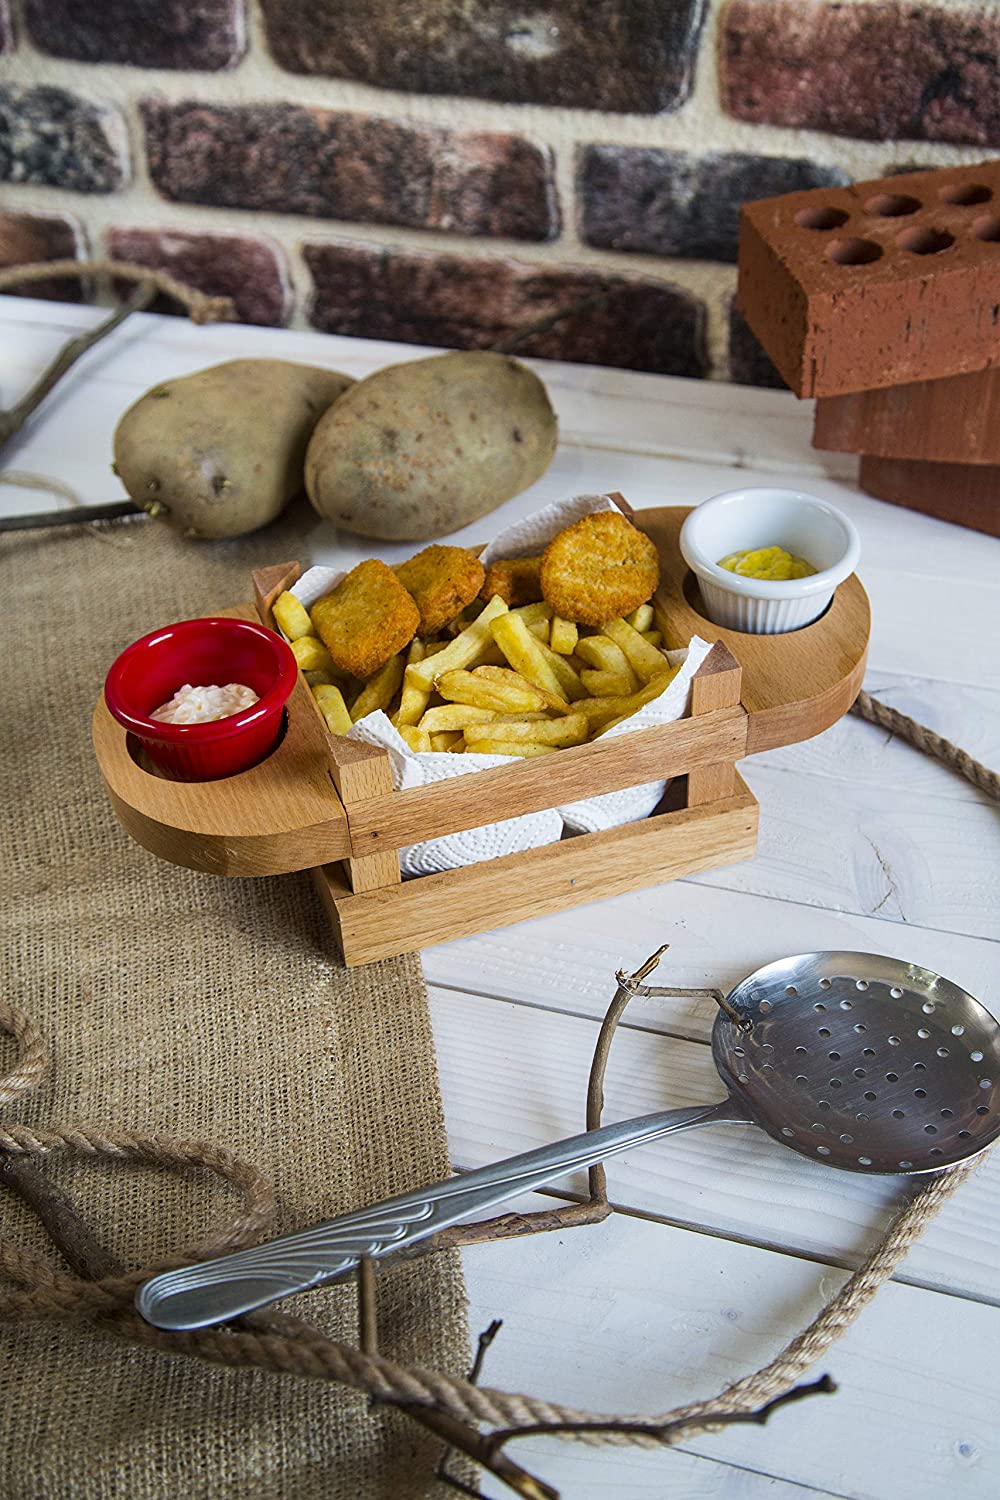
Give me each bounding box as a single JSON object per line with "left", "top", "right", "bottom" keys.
{"left": 304, "top": 351, "right": 558, "bottom": 541}
{"left": 114, "top": 359, "right": 353, "bottom": 540}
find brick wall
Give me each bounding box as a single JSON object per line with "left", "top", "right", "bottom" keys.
{"left": 1, "top": 0, "right": 997, "bottom": 385}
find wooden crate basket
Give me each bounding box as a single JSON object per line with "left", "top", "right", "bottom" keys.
{"left": 92, "top": 506, "right": 870, "bottom": 965}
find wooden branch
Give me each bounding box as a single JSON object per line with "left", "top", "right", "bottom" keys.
{"left": 357, "top": 1256, "right": 378, "bottom": 1356}
{"left": 482, "top": 1374, "right": 837, "bottom": 1457}
{"left": 0, "top": 280, "right": 157, "bottom": 453}
{"left": 0, "top": 1154, "right": 122, "bottom": 1279}
{"left": 0, "top": 500, "right": 143, "bottom": 533}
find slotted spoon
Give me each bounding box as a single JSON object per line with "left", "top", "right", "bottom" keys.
{"left": 137, "top": 951, "right": 1000, "bottom": 1331}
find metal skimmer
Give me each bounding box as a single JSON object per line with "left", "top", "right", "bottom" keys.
{"left": 137, "top": 951, "right": 1000, "bottom": 1331}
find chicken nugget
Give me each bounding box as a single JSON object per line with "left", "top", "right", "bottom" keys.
{"left": 311, "top": 559, "right": 419, "bottom": 679}
{"left": 394, "top": 545, "right": 485, "bottom": 636}
{"left": 540, "top": 512, "right": 659, "bottom": 626}
{"left": 480, "top": 555, "right": 543, "bottom": 608}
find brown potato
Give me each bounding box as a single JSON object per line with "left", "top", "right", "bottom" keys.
{"left": 114, "top": 359, "right": 353, "bottom": 540}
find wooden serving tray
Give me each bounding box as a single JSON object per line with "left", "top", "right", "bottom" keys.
{"left": 92, "top": 505, "right": 870, "bottom": 965}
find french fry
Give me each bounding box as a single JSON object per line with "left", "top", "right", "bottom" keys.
{"left": 489, "top": 612, "right": 569, "bottom": 702}
{"left": 436, "top": 667, "right": 548, "bottom": 715}
{"left": 549, "top": 616, "right": 578, "bottom": 655}
{"left": 292, "top": 636, "right": 337, "bottom": 674}
{"left": 464, "top": 713, "right": 588, "bottom": 748}
{"left": 430, "top": 730, "right": 464, "bottom": 752}
{"left": 350, "top": 652, "right": 405, "bottom": 721}
{"left": 422, "top": 638, "right": 451, "bottom": 657}
{"left": 304, "top": 669, "right": 336, "bottom": 688}
{"left": 418, "top": 704, "right": 506, "bottom": 732}
{"left": 273, "top": 590, "right": 315, "bottom": 641}
{"left": 574, "top": 635, "right": 636, "bottom": 681}
{"left": 392, "top": 645, "right": 434, "bottom": 728}
{"left": 534, "top": 638, "right": 587, "bottom": 701}
{"left": 527, "top": 617, "right": 550, "bottom": 640}
{"left": 473, "top": 665, "right": 571, "bottom": 714}
{"left": 573, "top": 672, "right": 679, "bottom": 728}
{"left": 468, "top": 740, "right": 558, "bottom": 758}
{"left": 407, "top": 595, "right": 509, "bottom": 690}
{"left": 626, "top": 603, "right": 654, "bottom": 633}
{"left": 580, "top": 669, "right": 636, "bottom": 698}
{"left": 312, "top": 683, "right": 352, "bottom": 736}
{"left": 397, "top": 724, "right": 432, "bottom": 754}
{"left": 641, "top": 630, "right": 663, "bottom": 647}
{"left": 510, "top": 601, "right": 553, "bottom": 626}
{"left": 601, "top": 617, "right": 673, "bottom": 683}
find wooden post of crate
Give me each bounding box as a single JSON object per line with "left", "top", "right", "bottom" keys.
{"left": 251, "top": 563, "right": 401, "bottom": 897}
{"left": 327, "top": 738, "right": 402, "bottom": 894}
{"left": 687, "top": 641, "right": 742, "bottom": 806}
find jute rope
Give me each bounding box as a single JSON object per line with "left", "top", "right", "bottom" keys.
{"left": 0, "top": 691, "right": 996, "bottom": 1445}
{"left": 0, "top": 259, "right": 233, "bottom": 323}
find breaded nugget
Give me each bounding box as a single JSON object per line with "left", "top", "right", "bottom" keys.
{"left": 311, "top": 559, "right": 419, "bottom": 679}
{"left": 394, "top": 545, "right": 485, "bottom": 636}
{"left": 540, "top": 512, "right": 659, "bottom": 626}
{"left": 480, "top": 555, "right": 543, "bottom": 608}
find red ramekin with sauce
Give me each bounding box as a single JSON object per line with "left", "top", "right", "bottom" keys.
{"left": 104, "top": 616, "right": 297, "bottom": 781}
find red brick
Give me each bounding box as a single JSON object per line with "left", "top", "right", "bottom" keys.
{"left": 303, "top": 243, "right": 708, "bottom": 379}
{"left": 580, "top": 147, "right": 846, "bottom": 263}
{"left": 728, "top": 302, "right": 786, "bottom": 389}
{"left": 141, "top": 99, "right": 557, "bottom": 241}
{"left": 723, "top": 0, "right": 1000, "bottom": 146}
{"left": 261, "top": 0, "right": 706, "bottom": 114}
{"left": 0, "top": 210, "right": 86, "bottom": 301}
{"left": 108, "top": 227, "right": 290, "bottom": 327}
{"left": 859, "top": 455, "right": 1000, "bottom": 537}
{"left": 24, "top": 0, "right": 244, "bottom": 70}
{"left": 0, "top": 85, "right": 126, "bottom": 193}
{"left": 814, "top": 367, "right": 1000, "bottom": 464}
{"left": 737, "top": 161, "right": 1000, "bottom": 398}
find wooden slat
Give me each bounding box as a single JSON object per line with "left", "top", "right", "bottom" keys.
{"left": 252, "top": 561, "right": 301, "bottom": 629}
{"left": 345, "top": 708, "right": 749, "bottom": 856}
{"left": 687, "top": 641, "right": 742, "bottom": 806}
{"left": 322, "top": 775, "right": 758, "bottom": 965}
{"left": 423, "top": 870, "right": 1000, "bottom": 1047}
{"left": 465, "top": 1195, "right": 1000, "bottom": 1499}
{"left": 326, "top": 738, "right": 401, "bottom": 894}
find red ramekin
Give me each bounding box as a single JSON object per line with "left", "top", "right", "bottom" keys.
{"left": 104, "top": 616, "right": 298, "bottom": 781}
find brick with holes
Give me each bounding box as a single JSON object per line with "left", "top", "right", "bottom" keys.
{"left": 737, "top": 160, "right": 1000, "bottom": 399}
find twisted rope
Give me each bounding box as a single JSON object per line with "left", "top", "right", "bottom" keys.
{"left": 0, "top": 259, "right": 233, "bottom": 324}
{"left": 852, "top": 690, "right": 1000, "bottom": 802}
{"left": 0, "top": 691, "right": 996, "bottom": 1446}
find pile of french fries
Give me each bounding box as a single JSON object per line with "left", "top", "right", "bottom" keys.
{"left": 273, "top": 591, "right": 678, "bottom": 759}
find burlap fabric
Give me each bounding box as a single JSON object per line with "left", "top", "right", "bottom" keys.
{"left": 0, "top": 505, "right": 470, "bottom": 1498}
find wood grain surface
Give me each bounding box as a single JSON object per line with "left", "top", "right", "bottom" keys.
{"left": 13, "top": 298, "right": 996, "bottom": 1500}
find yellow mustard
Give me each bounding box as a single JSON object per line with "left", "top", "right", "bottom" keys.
{"left": 717, "top": 545, "right": 816, "bottom": 581}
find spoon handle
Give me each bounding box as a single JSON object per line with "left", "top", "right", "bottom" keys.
{"left": 136, "top": 1097, "right": 748, "bottom": 1331}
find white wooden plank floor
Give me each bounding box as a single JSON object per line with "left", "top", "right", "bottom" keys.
{"left": 3, "top": 297, "right": 998, "bottom": 1500}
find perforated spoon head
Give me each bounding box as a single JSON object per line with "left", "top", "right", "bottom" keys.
{"left": 711, "top": 952, "right": 1000, "bottom": 1174}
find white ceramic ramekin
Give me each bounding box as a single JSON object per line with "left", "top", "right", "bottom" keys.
{"left": 679, "top": 488, "right": 861, "bottom": 634}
